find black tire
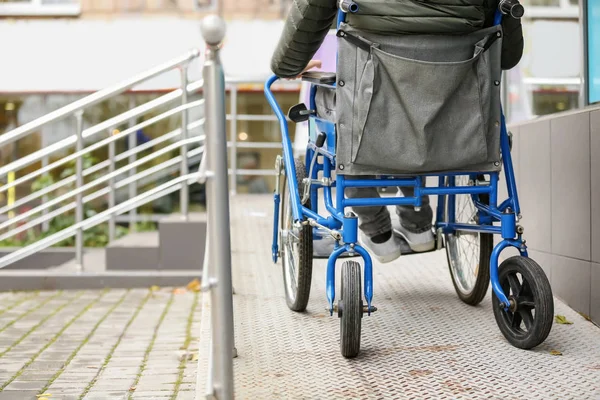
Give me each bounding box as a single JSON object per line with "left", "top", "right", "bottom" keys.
{"left": 280, "top": 158, "right": 313, "bottom": 312}
{"left": 444, "top": 175, "right": 492, "bottom": 306}
{"left": 492, "top": 256, "right": 554, "bottom": 349}
{"left": 339, "top": 261, "right": 362, "bottom": 358}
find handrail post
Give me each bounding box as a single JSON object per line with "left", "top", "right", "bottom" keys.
{"left": 128, "top": 96, "right": 138, "bottom": 231}
{"left": 41, "top": 95, "right": 50, "bottom": 233}
{"left": 75, "top": 111, "right": 85, "bottom": 271}
{"left": 201, "top": 15, "right": 234, "bottom": 400}
{"left": 180, "top": 65, "right": 190, "bottom": 219}
{"left": 108, "top": 129, "right": 116, "bottom": 242}
{"left": 229, "top": 86, "right": 238, "bottom": 195}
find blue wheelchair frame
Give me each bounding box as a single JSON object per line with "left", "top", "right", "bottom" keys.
{"left": 265, "top": 10, "right": 522, "bottom": 316}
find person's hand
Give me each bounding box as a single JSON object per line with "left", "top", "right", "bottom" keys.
{"left": 287, "top": 60, "right": 322, "bottom": 80}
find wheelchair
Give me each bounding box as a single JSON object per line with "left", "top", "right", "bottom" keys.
{"left": 265, "top": 0, "right": 554, "bottom": 358}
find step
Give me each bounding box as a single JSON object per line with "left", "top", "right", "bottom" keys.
{"left": 159, "top": 213, "right": 207, "bottom": 271}
{"left": 0, "top": 247, "right": 75, "bottom": 270}
{"left": 0, "top": 248, "right": 200, "bottom": 290}
{"left": 106, "top": 231, "right": 160, "bottom": 271}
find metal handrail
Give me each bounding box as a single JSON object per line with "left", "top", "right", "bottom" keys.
{"left": 1, "top": 16, "right": 235, "bottom": 398}
{"left": 0, "top": 49, "right": 200, "bottom": 148}
{"left": 0, "top": 81, "right": 204, "bottom": 180}
{"left": 3, "top": 117, "right": 204, "bottom": 215}
{"left": 0, "top": 100, "right": 205, "bottom": 195}
{"left": 0, "top": 43, "right": 292, "bottom": 276}
{"left": 0, "top": 125, "right": 198, "bottom": 215}
{"left": 0, "top": 173, "right": 198, "bottom": 269}
{"left": 0, "top": 146, "right": 204, "bottom": 242}
{"left": 0, "top": 49, "right": 206, "bottom": 269}
{"left": 0, "top": 136, "right": 204, "bottom": 231}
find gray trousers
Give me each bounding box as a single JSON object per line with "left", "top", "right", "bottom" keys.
{"left": 346, "top": 177, "right": 432, "bottom": 237}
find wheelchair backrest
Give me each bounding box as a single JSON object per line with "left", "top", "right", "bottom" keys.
{"left": 334, "top": 24, "right": 503, "bottom": 176}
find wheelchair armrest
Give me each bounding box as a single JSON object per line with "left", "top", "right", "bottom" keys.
{"left": 301, "top": 71, "right": 336, "bottom": 85}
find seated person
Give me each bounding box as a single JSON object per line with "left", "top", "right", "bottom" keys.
{"left": 270, "top": 0, "right": 523, "bottom": 263}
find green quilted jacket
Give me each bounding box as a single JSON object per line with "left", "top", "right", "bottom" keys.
{"left": 270, "top": 0, "right": 523, "bottom": 77}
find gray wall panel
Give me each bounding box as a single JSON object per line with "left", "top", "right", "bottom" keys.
{"left": 519, "top": 120, "right": 552, "bottom": 253}
{"left": 528, "top": 249, "right": 553, "bottom": 281}
{"left": 592, "top": 263, "right": 600, "bottom": 323}
{"left": 591, "top": 111, "right": 600, "bottom": 263}
{"left": 511, "top": 106, "right": 600, "bottom": 325}
{"left": 551, "top": 255, "right": 591, "bottom": 316}
{"left": 550, "top": 113, "right": 591, "bottom": 261}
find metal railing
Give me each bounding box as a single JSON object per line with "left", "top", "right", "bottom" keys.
{"left": 0, "top": 14, "right": 236, "bottom": 398}
{"left": 0, "top": 48, "right": 203, "bottom": 270}
{"left": 198, "top": 16, "right": 235, "bottom": 399}
{"left": 0, "top": 70, "right": 299, "bottom": 269}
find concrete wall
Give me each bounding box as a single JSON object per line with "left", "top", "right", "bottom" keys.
{"left": 507, "top": 105, "right": 600, "bottom": 326}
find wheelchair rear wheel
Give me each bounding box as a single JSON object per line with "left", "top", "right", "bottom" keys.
{"left": 339, "top": 260, "right": 362, "bottom": 358}
{"left": 280, "top": 159, "right": 313, "bottom": 312}
{"left": 492, "top": 256, "right": 554, "bottom": 349}
{"left": 444, "top": 175, "right": 492, "bottom": 306}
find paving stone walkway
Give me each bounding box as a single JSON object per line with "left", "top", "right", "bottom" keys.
{"left": 0, "top": 287, "right": 200, "bottom": 400}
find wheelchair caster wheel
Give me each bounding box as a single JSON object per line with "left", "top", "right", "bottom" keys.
{"left": 339, "top": 260, "right": 362, "bottom": 358}
{"left": 492, "top": 256, "right": 554, "bottom": 349}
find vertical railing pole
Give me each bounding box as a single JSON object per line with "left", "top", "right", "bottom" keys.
{"left": 108, "top": 129, "right": 116, "bottom": 242}
{"left": 229, "top": 86, "right": 238, "bottom": 195}
{"left": 201, "top": 15, "right": 234, "bottom": 400}
{"left": 180, "top": 65, "right": 190, "bottom": 219}
{"left": 41, "top": 157, "right": 50, "bottom": 233}
{"left": 128, "top": 96, "right": 138, "bottom": 231}
{"left": 74, "top": 110, "right": 85, "bottom": 271}
{"left": 41, "top": 95, "right": 50, "bottom": 233}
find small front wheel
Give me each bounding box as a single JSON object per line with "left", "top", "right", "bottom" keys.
{"left": 339, "top": 261, "right": 362, "bottom": 358}
{"left": 492, "top": 256, "right": 554, "bottom": 349}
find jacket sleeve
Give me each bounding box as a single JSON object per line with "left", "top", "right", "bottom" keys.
{"left": 501, "top": 16, "right": 524, "bottom": 70}
{"left": 270, "top": 0, "right": 338, "bottom": 78}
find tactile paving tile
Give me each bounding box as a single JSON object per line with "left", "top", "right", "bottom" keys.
{"left": 197, "top": 195, "right": 600, "bottom": 400}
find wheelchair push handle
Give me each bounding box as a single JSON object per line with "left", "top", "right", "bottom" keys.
{"left": 499, "top": 0, "right": 524, "bottom": 19}
{"left": 338, "top": 0, "right": 359, "bottom": 13}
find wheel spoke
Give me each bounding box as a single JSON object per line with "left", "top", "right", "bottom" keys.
{"left": 519, "top": 279, "right": 532, "bottom": 297}
{"left": 511, "top": 311, "right": 523, "bottom": 329}
{"left": 448, "top": 191, "right": 483, "bottom": 294}
{"left": 507, "top": 274, "right": 521, "bottom": 296}
{"left": 520, "top": 308, "right": 534, "bottom": 331}
{"left": 445, "top": 178, "right": 490, "bottom": 304}
{"left": 519, "top": 296, "right": 535, "bottom": 308}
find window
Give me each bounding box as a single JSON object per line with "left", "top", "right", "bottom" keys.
{"left": 522, "top": 0, "right": 579, "bottom": 18}
{"left": 0, "top": 0, "right": 80, "bottom": 16}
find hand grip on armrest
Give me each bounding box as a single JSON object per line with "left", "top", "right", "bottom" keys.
{"left": 301, "top": 71, "right": 337, "bottom": 85}
{"left": 338, "top": 0, "right": 359, "bottom": 13}
{"left": 499, "top": 0, "right": 524, "bottom": 19}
